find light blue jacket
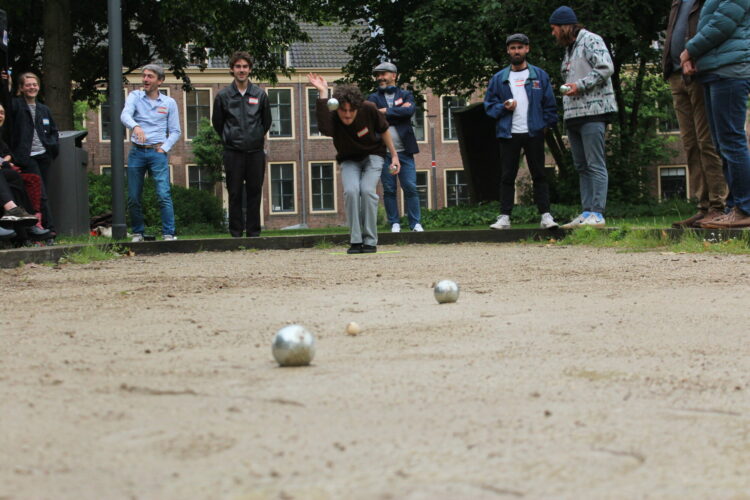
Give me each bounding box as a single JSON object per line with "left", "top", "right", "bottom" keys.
{"left": 686, "top": 0, "right": 750, "bottom": 73}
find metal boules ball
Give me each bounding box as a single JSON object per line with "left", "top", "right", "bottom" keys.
{"left": 560, "top": 84, "right": 571, "bottom": 94}
{"left": 272, "top": 324, "right": 316, "bottom": 367}
{"left": 327, "top": 98, "right": 340, "bottom": 111}
{"left": 434, "top": 280, "right": 460, "bottom": 304}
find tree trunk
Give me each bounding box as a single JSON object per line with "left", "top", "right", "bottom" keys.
{"left": 42, "top": 0, "right": 73, "bottom": 130}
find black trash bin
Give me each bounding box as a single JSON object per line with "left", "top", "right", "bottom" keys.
{"left": 47, "top": 130, "right": 90, "bottom": 236}
{"left": 454, "top": 102, "right": 501, "bottom": 204}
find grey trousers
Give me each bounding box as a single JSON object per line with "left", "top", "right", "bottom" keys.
{"left": 567, "top": 121, "right": 608, "bottom": 214}
{"left": 341, "top": 155, "right": 384, "bottom": 246}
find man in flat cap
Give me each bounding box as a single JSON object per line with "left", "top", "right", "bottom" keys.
{"left": 484, "top": 33, "right": 559, "bottom": 230}
{"left": 367, "top": 62, "right": 424, "bottom": 233}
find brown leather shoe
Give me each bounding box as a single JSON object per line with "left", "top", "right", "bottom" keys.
{"left": 695, "top": 209, "right": 729, "bottom": 228}
{"left": 700, "top": 207, "right": 750, "bottom": 229}
{"left": 672, "top": 211, "right": 705, "bottom": 228}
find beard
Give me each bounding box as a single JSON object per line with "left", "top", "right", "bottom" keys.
{"left": 510, "top": 54, "right": 526, "bottom": 66}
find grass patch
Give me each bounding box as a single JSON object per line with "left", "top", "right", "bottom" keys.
{"left": 313, "top": 238, "right": 335, "bottom": 250}
{"left": 561, "top": 226, "right": 750, "bottom": 254}
{"left": 61, "top": 244, "right": 124, "bottom": 265}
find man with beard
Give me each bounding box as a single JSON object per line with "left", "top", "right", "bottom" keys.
{"left": 550, "top": 6, "right": 617, "bottom": 229}
{"left": 484, "top": 33, "right": 559, "bottom": 230}
{"left": 367, "top": 62, "right": 423, "bottom": 233}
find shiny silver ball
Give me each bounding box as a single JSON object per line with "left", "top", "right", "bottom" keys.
{"left": 434, "top": 280, "right": 460, "bottom": 304}
{"left": 327, "top": 98, "right": 339, "bottom": 111}
{"left": 272, "top": 325, "right": 316, "bottom": 367}
{"left": 560, "top": 85, "right": 571, "bottom": 94}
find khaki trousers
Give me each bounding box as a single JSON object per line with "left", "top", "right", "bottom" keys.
{"left": 669, "top": 73, "right": 728, "bottom": 211}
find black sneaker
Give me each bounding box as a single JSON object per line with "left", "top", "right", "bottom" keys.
{"left": 0, "top": 206, "right": 38, "bottom": 226}
{"left": 347, "top": 243, "right": 363, "bottom": 254}
{"left": 361, "top": 244, "right": 377, "bottom": 253}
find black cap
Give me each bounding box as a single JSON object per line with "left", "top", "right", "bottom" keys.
{"left": 506, "top": 33, "right": 530, "bottom": 46}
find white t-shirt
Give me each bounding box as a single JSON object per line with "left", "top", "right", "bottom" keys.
{"left": 509, "top": 69, "right": 529, "bottom": 134}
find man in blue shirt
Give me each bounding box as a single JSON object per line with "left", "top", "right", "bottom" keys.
{"left": 120, "top": 64, "right": 181, "bottom": 241}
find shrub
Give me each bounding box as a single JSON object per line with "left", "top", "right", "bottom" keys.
{"left": 88, "top": 173, "right": 225, "bottom": 233}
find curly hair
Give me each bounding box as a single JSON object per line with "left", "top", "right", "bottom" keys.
{"left": 333, "top": 84, "right": 364, "bottom": 110}
{"left": 229, "top": 51, "right": 253, "bottom": 70}
{"left": 555, "top": 24, "right": 585, "bottom": 46}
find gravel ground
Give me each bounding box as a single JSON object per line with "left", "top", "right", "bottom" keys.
{"left": 1, "top": 242, "right": 749, "bottom": 500}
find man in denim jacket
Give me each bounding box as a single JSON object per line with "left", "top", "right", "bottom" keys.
{"left": 484, "top": 33, "right": 559, "bottom": 230}
{"left": 550, "top": 6, "right": 618, "bottom": 229}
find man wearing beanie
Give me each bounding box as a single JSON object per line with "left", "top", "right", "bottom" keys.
{"left": 484, "top": 33, "right": 559, "bottom": 230}
{"left": 550, "top": 6, "right": 618, "bottom": 228}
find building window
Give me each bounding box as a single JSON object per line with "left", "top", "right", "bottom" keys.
{"left": 660, "top": 167, "right": 687, "bottom": 200}
{"left": 310, "top": 162, "right": 335, "bottom": 211}
{"left": 307, "top": 88, "right": 322, "bottom": 137}
{"left": 188, "top": 165, "right": 214, "bottom": 191}
{"left": 185, "top": 89, "right": 211, "bottom": 139}
{"left": 270, "top": 163, "right": 295, "bottom": 212}
{"left": 268, "top": 89, "right": 293, "bottom": 138}
{"left": 416, "top": 170, "right": 429, "bottom": 209}
{"left": 100, "top": 165, "right": 128, "bottom": 181}
{"left": 412, "top": 105, "right": 426, "bottom": 142}
{"left": 446, "top": 169, "right": 469, "bottom": 206}
{"left": 99, "top": 90, "right": 113, "bottom": 141}
{"left": 442, "top": 96, "right": 467, "bottom": 141}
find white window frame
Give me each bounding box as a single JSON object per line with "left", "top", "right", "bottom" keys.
{"left": 267, "top": 87, "right": 296, "bottom": 141}
{"left": 98, "top": 89, "right": 129, "bottom": 143}
{"left": 268, "top": 161, "right": 298, "bottom": 214}
{"left": 443, "top": 168, "right": 469, "bottom": 207}
{"left": 440, "top": 95, "right": 467, "bottom": 143}
{"left": 182, "top": 87, "right": 213, "bottom": 142}
{"left": 306, "top": 87, "right": 328, "bottom": 140}
{"left": 307, "top": 160, "right": 338, "bottom": 214}
{"left": 185, "top": 163, "right": 216, "bottom": 191}
{"left": 399, "top": 168, "right": 432, "bottom": 212}
{"left": 657, "top": 165, "right": 689, "bottom": 200}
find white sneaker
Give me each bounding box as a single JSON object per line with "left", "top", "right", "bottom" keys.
{"left": 580, "top": 213, "right": 605, "bottom": 228}
{"left": 489, "top": 214, "right": 511, "bottom": 230}
{"left": 413, "top": 223, "right": 424, "bottom": 232}
{"left": 540, "top": 212, "right": 559, "bottom": 229}
{"left": 391, "top": 223, "right": 401, "bottom": 233}
{"left": 560, "top": 212, "right": 589, "bottom": 229}
{"left": 131, "top": 233, "right": 144, "bottom": 242}
{"left": 163, "top": 234, "right": 178, "bottom": 241}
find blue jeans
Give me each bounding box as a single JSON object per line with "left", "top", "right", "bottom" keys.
{"left": 382, "top": 152, "right": 421, "bottom": 227}
{"left": 127, "top": 147, "right": 175, "bottom": 236}
{"left": 703, "top": 77, "right": 750, "bottom": 214}
{"left": 567, "top": 121, "right": 608, "bottom": 214}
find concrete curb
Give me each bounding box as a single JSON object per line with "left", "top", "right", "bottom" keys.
{"left": 0, "top": 227, "right": 747, "bottom": 269}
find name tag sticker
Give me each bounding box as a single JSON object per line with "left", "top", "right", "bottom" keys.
{"left": 532, "top": 81, "right": 541, "bottom": 89}
{"left": 157, "top": 106, "right": 168, "bottom": 114}
{"left": 357, "top": 127, "right": 369, "bottom": 138}
{"left": 42, "top": 118, "right": 50, "bottom": 125}
{"left": 395, "top": 98, "right": 403, "bottom": 106}
{"left": 248, "top": 97, "right": 259, "bottom": 105}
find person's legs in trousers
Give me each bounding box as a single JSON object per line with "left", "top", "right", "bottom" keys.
{"left": 341, "top": 159, "right": 364, "bottom": 244}
{"left": 127, "top": 148, "right": 148, "bottom": 235}
{"left": 381, "top": 153, "right": 399, "bottom": 225}
{"left": 360, "top": 155, "right": 384, "bottom": 246}
{"left": 245, "top": 150, "right": 265, "bottom": 237}
{"left": 224, "top": 150, "right": 245, "bottom": 237}
{"left": 705, "top": 78, "right": 750, "bottom": 215}
{"left": 523, "top": 134, "right": 551, "bottom": 215}
{"left": 397, "top": 152, "right": 421, "bottom": 228}
{"left": 499, "top": 136, "right": 523, "bottom": 216}
{"left": 579, "top": 121, "right": 608, "bottom": 214}
{"left": 148, "top": 149, "right": 175, "bottom": 236}
{"left": 703, "top": 83, "right": 734, "bottom": 210}
{"left": 28, "top": 154, "right": 55, "bottom": 234}
{"left": 689, "top": 81, "right": 728, "bottom": 212}
{"left": 566, "top": 123, "right": 592, "bottom": 212}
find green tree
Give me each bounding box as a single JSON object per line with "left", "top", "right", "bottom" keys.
{"left": 331, "top": 0, "right": 672, "bottom": 202}
{"left": 4, "top": 0, "right": 326, "bottom": 128}
{"left": 191, "top": 118, "right": 224, "bottom": 186}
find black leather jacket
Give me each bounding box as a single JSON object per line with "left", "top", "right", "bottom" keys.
{"left": 212, "top": 82, "right": 272, "bottom": 152}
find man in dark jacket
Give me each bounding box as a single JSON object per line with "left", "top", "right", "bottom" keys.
{"left": 212, "top": 51, "right": 272, "bottom": 237}
{"left": 367, "top": 62, "right": 423, "bottom": 233}
{"left": 663, "top": 0, "right": 727, "bottom": 228}
{"left": 10, "top": 72, "right": 59, "bottom": 237}
{"left": 484, "top": 33, "right": 559, "bottom": 230}
{"left": 682, "top": 0, "right": 750, "bottom": 228}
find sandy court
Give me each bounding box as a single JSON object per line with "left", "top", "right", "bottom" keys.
{"left": 1, "top": 242, "right": 749, "bottom": 499}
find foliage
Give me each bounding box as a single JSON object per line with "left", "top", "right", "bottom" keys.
{"left": 62, "top": 244, "right": 125, "bottom": 265}
{"left": 88, "top": 173, "right": 225, "bottom": 234}
{"left": 5, "top": 0, "right": 327, "bottom": 118}
{"left": 418, "top": 199, "right": 697, "bottom": 228}
{"left": 191, "top": 118, "right": 224, "bottom": 184}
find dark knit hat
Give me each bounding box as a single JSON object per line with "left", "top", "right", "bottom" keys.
{"left": 549, "top": 6, "right": 578, "bottom": 25}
